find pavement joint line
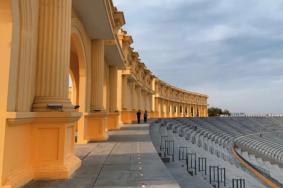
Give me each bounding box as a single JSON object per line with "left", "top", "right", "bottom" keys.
{"left": 81, "top": 151, "right": 92, "bottom": 160}
{"left": 91, "top": 142, "right": 118, "bottom": 188}
{"left": 23, "top": 124, "right": 181, "bottom": 188}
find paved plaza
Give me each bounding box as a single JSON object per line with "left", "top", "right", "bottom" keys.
{"left": 25, "top": 124, "right": 180, "bottom": 188}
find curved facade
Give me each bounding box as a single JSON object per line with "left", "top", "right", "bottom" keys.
{"left": 0, "top": 0, "right": 208, "bottom": 187}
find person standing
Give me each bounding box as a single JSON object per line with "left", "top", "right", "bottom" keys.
{"left": 144, "top": 110, "right": 148, "bottom": 123}
{"left": 137, "top": 110, "right": 141, "bottom": 124}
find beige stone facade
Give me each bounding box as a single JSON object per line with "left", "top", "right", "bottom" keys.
{"left": 0, "top": 0, "right": 208, "bottom": 187}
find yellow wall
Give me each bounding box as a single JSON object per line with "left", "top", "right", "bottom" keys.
{"left": 0, "top": 0, "right": 13, "bottom": 186}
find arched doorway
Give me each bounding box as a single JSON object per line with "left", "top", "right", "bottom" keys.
{"left": 69, "top": 29, "right": 88, "bottom": 144}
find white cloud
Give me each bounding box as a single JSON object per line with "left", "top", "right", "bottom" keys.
{"left": 113, "top": 0, "right": 283, "bottom": 113}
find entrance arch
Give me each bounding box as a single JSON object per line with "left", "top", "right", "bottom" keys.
{"left": 70, "top": 18, "right": 91, "bottom": 143}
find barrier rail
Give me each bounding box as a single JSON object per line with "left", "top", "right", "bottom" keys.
{"left": 209, "top": 166, "right": 226, "bottom": 188}
{"left": 165, "top": 140, "right": 175, "bottom": 161}
{"left": 186, "top": 153, "right": 197, "bottom": 175}
{"left": 198, "top": 157, "right": 207, "bottom": 175}
{"left": 232, "top": 146, "right": 280, "bottom": 188}
{"left": 160, "top": 135, "right": 168, "bottom": 152}
{"left": 232, "top": 178, "right": 246, "bottom": 188}
{"left": 178, "top": 146, "right": 188, "bottom": 161}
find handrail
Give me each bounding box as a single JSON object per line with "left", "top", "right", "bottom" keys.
{"left": 232, "top": 146, "right": 281, "bottom": 188}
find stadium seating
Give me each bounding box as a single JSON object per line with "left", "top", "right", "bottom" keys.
{"left": 151, "top": 117, "right": 283, "bottom": 186}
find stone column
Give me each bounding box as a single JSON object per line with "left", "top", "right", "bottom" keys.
{"left": 142, "top": 91, "right": 146, "bottom": 111}
{"left": 136, "top": 86, "right": 141, "bottom": 111}
{"left": 127, "top": 82, "right": 135, "bottom": 121}
{"left": 141, "top": 91, "right": 144, "bottom": 111}
{"left": 193, "top": 105, "right": 197, "bottom": 117}
{"left": 104, "top": 64, "right": 109, "bottom": 111}
{"left": 108, "top": 66, "right": 120, "bottom": 130}
{"left": 185, "top": 105, "right": 189, "bottom": 117}
{"left": 147, "top": 93, "right": 151, "bottom": 112}
{"left": 130, "top": 82, "right": 135, "bottom": 111}
{"left": 91, "top": 40, "right": 105, "bottom": 112}
{"left": 86, "top": 39, "right": 108, "bottom": 141}
{"left": 190, "top": 105, "right": 193, "bottom": 117}
{"left": 143, "top": 91, "right": 147, "bottom": 111}
{"left": 109, "top": 66, "right": 118, "bottom": 112}
{"left": 122, "top": 76, "right": 129, "bottom": 110}
{"left": 181, "top": 104, "right": 184, "bottom": 117}
{"left": 164, "top": 100, "right": 167, "bottom": 117}
{"left": 159, "top": 99, "right": 163, "bottom": 117}
{"left": 175, "top": 103, "right": 179, "bottom": 117}
{"left": 30, "top": 0, "right": 81, "bottom": 181}
{"left": 199, "top": 106, "right": 203, "bottom": 117}
{"left": 149, "top": 94, "right": 153, "bottom": 113}
{"left": 151, "top": 94, "right": 156, "bottom": 117}
{"left": 33, "top": 0, "right": 73, "bottom": 111}
{"left": 121, "top": 76, "right": 132, "bottom": 124}
{"left": 169, "top": 102, "right": 173, "bottom": 117}
{"left": 155, "top": 98, "right": 159, "bottom": 118}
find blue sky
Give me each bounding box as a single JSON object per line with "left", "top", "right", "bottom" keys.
{"left": 113, "top": 0, "right": 283, "bottom": 114}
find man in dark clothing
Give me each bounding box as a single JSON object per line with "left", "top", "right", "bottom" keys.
{"left": 137, "top": 110, "right": 141, "bottom": 124}
{"left": 144, "top": 110, "right": 148, "bottom": 123}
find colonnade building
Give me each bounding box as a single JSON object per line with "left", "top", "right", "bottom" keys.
{"left": 0, "top": 0, "right": 208, "bottom": 187}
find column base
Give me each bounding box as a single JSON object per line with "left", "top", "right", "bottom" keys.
{"left": 130, "top": 111, "right": 137, "bottom": 123}
{"left": 85, "top": 112, "right": 108, "bottom": 141}
{"left": 33, "top": 154, "right": 81, "bottom": 179}
{"left": 2, "top": 165, "right": 33, "bottom": 188}
{"left": 32, "top": 97, "right": 74, "bottom": 112}
{"left": 121, "top": 111, "right": 132, "bottom": 124}
{"left": 149, "top": 112, "right": 155, "bottom": 119}
{"left": 108, "top": 112, "right": 120, "bottom": 130}
{"left": 2, "top": 112, "right": 82, "bottom": 188}
{"left": 76, "top": 114, "right": 88, "bottom": 144}
{"left": 155, "top": 112, "right": 160, "bottom": 118}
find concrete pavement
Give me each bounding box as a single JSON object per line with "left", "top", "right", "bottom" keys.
{"left": 24, "top": 124, "right": 180, "bottom": 188}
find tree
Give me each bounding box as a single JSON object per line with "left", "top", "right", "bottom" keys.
{"left": 208, "top": 107, "right": 231, "bottom": 117}
{"left": 208, "top": 107, "right": 222, "bottom": 117}
{"left": 222, "top": 109, "right": 231, "bottom": 116}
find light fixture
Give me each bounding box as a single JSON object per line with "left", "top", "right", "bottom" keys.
{"left": 47, "top": 104, "right": 63, "bottom": 111}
